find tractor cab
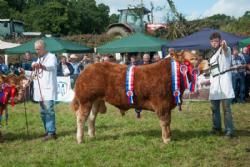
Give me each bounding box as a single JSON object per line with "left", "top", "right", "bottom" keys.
{"left": 107, "top": 7, "right": 152, "bottom": 37}
{"left": 118, "top": 7, "right": 152, "bottom": 32}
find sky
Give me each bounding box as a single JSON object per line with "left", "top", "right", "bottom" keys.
{"left": 96, "top": 0, "right": 250, "bottom": 22}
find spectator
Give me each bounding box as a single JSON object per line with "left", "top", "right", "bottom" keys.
{"left": 8, "top": 63, "right": 19, "bottom": 75}
{"left": 93, "top": 55, "right": 101, "bottom": 63}
{"left": 129, "top": 55, "right": 138, "bottom": 65}
{"left": 22, "top": 51, "right": 33, "bottom": 71}
{"left": 79, "top": 54, "right": 92, "bottom": 70}
{"left": 109, "top": 55, "right": 116, "bottom": 63}
{"left": 0, "top": 56, "right": 8, "bottom": 75}
{"left": 140, "top": 53, "right": 151, "bottom": 65}
{"left": 152, "top": 53, "right": 161, "bottom": 63}
{"left": 166, "top": 48, "right": 175, "bottom": 58}
{"left": 69, "top": 54, "right": 81, "bottom": 88}
{"left": 240, "top": 47, "right": 250, "bottom": 98}
{"left": 32, "top": 39, "right": 57, "bottom": 141}
{"left": 57, "top": 55, "right": 74, "bottom": 77}
{"left": 103, "top": 55, "right": 110, "bottom": 62}
{"left": 21, "top": 52, "right": 36, "bottom": 101}
{"left": 208, "top": 32, "right": 235, "bottom": 138}
{"left": 231, "top": 47, "right": 246, "bottom": 103}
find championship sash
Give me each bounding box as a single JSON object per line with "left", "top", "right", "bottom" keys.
{"left": 125, "top": 65, "right": 135, "bottom": 104}
{"left": 171, "top": 59, "right": 181, "bottom": 105}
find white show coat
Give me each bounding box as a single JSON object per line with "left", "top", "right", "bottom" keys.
{"left": 209, "top": 47, "right": 235, "bottom": 100}
{"left": 32, "top": 52, "right": 57, "bottom": 101}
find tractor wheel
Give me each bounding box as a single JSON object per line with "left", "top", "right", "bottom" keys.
{"left": 107, "top": 27, "right": 130, "bottom": 38}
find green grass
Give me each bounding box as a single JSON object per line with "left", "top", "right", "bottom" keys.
{"left": 0, "top": 101, "right": 249, "bottom": 167}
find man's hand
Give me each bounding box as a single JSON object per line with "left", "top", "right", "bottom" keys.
{"left": 32, "top": 63, "right": 46, "bottom": 70}
{"left": 221, "top": 40, "right": 228, "bottom": 53}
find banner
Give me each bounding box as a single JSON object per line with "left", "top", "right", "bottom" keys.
{"left": 56, "top": 76, "right": 74, "bottom": 102}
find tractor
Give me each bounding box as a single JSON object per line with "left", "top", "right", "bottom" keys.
{"left": 107, "top": 7, "right": 167, "bottom": 37}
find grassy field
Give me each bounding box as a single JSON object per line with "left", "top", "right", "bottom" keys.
{"left": 0, "top": 101, "right": 249, "bottom": 167}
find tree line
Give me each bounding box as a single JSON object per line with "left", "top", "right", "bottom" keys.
{"left": 0, "top": 0, "right": 118, "bottom": 35}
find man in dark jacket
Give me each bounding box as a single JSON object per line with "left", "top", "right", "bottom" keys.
{"left": 57, "top": 56, "right": 74, "bottom": 76}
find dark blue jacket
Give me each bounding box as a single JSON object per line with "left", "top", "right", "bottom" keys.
{"left": 57, "top": 62, "right": 74, "bottom": 76}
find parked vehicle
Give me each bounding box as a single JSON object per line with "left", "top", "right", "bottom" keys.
{"left": 0, "top": 19, "right": 24, "bottom": 39}
{"left": 107, "top": 7, "right": 167, "bottom": 37}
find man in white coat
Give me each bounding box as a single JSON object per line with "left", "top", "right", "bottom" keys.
{"left": 208, "top": 32, "right": 235, "bottom": 138}
{"left": 32, "top": 39, "right": 57, "bottom": 141}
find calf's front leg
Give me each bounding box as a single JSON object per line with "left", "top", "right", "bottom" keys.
{"left": 159, "top": 110, "right": 171, "bottom": 144}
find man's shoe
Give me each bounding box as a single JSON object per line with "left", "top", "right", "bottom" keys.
{"left": 42, "top": 133, "right": 57, "bottom": 141}
{"left": 39, "top": 132, "right": 48, "bottom": 138}
{"left": 210, "top": 129, "right": 222, "bottom": 135}
{"left": 224, "top": 133, "right": 235, "bottom": 139}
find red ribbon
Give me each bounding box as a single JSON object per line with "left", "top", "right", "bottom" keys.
{"left": 180, "top": 64, "right": 189, "bottom": 89}
{"left": 3, "top": 86, "right": 9, "bottom": 104}
{"left": 10, "top": 86, "right": 16, "bottom": 106}
{"left": 1, "top": 85, "right": 16, "bottom": 106}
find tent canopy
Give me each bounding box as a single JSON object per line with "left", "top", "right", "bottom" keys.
{"left": 239, "top": 38, "right": 250, "bottom": 48}
{"left": 97, "top": 32, "right": 168, "bottom": 54}
{"left": 5, "top": 36, "right": 93, "bottom": 54}
{"left": 0, "top": 40, "right": 20, "bottom": 50}
{"left": 165, "top": 28, "right": 245, "bottom": 50}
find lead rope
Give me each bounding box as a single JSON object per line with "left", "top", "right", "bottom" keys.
{"left": 35, "top": 68, "right": 45, "bottom": 107}
{"left": 22, "top": 62, "right": 45, "bottom": 135}
{"left": 23, "top": 87, "right": 29, "bottom": 135}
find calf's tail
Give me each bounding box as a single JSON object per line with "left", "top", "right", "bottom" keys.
{"left": 71, "top": 96, "right": 79, "bottom": 112}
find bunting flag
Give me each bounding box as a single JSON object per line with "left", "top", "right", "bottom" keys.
{"left": 171, "top": 59, "right": 181, "bottom": 105}
{"left": 125, "top": 65, "right": 135, "bottom": 104}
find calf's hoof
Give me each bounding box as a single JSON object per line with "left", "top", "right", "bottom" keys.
{"left": 77, "top": 136, "right": 83, "bottom": 144}
{"left": 163, "top": 138, "right": 171, "bottom": 144}
{"left": 88, "top": 131, "right": 95, "bottom": 138}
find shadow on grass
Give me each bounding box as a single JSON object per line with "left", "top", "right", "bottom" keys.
{"left": 234, "top": 129, "right": 250, "bottom": 137}
{"left": 93, "top": 129, "right": 250, "bottom": 142}
{"left": 1, "top": 129, "right": 75, "bottom": 143}
{"left": 1, "top": 128, "right": 249, "bottom": 143}
{"left": 123, "top": 129, "right": 211, "bottom": 141}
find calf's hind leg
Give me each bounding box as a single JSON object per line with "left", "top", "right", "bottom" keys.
{"left": 88, "top": 99, "right": 106, "bottom": 138}
{"left": 158, "top": 110, "right": 171, "bottom": 144}
{"left": 76, "top": 102, "right": 91, "bottom": 144}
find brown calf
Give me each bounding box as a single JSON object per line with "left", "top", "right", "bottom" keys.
{"left": 72, "top": 51, "right": 204, "bottom": 144}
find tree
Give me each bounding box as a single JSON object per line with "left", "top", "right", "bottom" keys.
{"left": 65, "top": 0, "right": 110, "bottom": 34}
{"left": 23, "top": 1, "right": 69, "bottom": 34}
{"left": 0, "top": 0, "right": 9, "bottom": 18}
{"left": 164, "top": 0, "right": 189, "bottom": 39}
{"left": 109, "top": 14, "right": 119, "bottom": 25}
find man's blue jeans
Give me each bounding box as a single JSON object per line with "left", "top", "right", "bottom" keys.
{"left": 39, "top": 100, "right": 56, "bottom": 135}
{"left": 232, "top": 73, "right": 245, "bottom": 102}
{"left": 210, "top": 99, "right": 234, "bottom": 135}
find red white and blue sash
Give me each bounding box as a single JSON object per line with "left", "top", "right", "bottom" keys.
{"left": 126, "top": 65, "right": 135, "bottom": 104}
{"left": 171, "top": 59, "right": 181, "bottom": 105}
